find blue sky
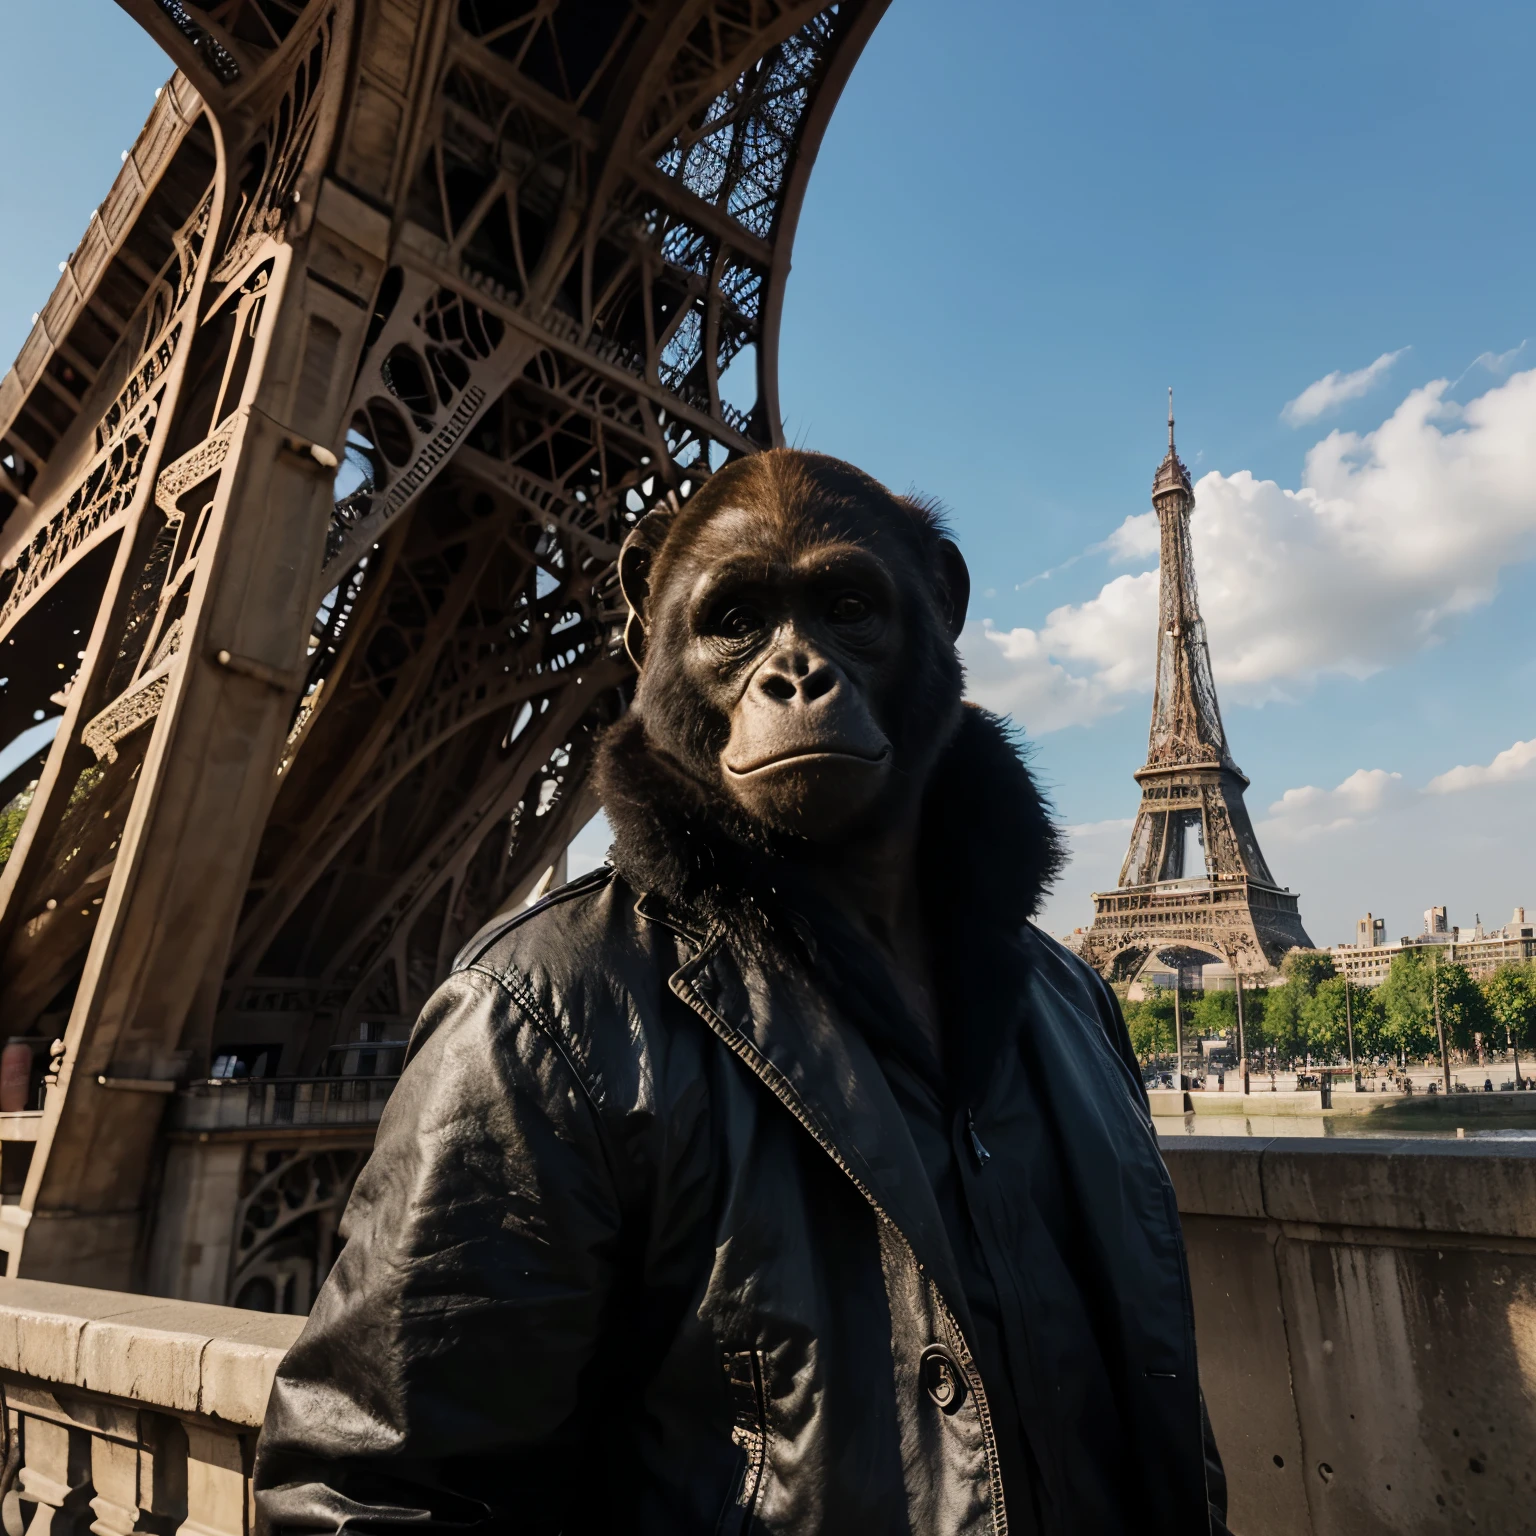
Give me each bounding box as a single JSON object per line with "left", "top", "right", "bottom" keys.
{"left": 6, "top": 1, "right": 1533, "bottom": 949}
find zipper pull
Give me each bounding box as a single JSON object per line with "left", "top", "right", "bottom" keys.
{"left": 967, "top": 1108, "right": 991, "bottom": 1167}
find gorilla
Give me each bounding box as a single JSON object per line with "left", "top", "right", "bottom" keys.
{"left": 255, "top": 450, "right": 1229, "bottom": 1536}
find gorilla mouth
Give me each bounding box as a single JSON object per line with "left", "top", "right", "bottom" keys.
{"left": 724, "top": 745, "right": 892, "bottom": 777}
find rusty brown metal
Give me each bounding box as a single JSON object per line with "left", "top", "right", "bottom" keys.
{"left": 1081, "top": 396, "right": 1313, "bottom": 986}
{"left": 0, "top": 0, "right": 888, "bottom": 1291}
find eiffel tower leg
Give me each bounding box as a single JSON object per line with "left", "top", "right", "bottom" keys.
{"left": 0, "top": 0, "right": 890, "bottom": 1290}
{"left": 1, "top": 11, "right": 394, "bottom": 1282}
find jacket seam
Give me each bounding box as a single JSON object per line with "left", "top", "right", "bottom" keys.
{"left": 452, "top": 867, "right": 616, "bottom": 973}
{"left": 460, "top": 961, "right": 628, "bottom": 1196}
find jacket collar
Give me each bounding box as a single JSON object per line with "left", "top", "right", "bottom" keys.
{"left": 599, "top": 700, "right": 1067, "bottom": 1326}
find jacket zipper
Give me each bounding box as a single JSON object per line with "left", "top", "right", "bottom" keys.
{"left": 967, "top": 1109, "right": 991, "bottom": 1167}
{"left": 674, "top": 955, "right": 1010, "bottom": 1536}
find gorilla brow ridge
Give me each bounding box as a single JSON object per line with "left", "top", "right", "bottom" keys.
{"left": 647, "top": 448, "right": 953, "bottom": 596}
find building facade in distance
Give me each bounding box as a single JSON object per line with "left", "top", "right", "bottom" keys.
{"left": 1331, "top": 907, "right": 1536, "bottom": 984}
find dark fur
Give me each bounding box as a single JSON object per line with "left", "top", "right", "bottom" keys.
{"left": 597, "top": 449, "right": 1067, "bottom": 1074}
{"left": 596, "top": 701, "right": 1066, "bottom": 943}
{"left": 597, "top": 702, "right": 1066, "bottom": 1090}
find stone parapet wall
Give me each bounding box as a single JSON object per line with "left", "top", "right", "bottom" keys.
{"left": 4, "top": 1145, "right": 1535, "bottom": 1535}
{"left": 0, "top": 1279, "right": 303, "bottom": 1536}
{"left": 1167, "top": 1137, "right": 1536, "bottom": 1535}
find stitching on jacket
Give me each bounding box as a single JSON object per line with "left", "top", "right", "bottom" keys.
{"left": 452, "top": 866, "right": 616, "bottom": 973}
{"left": 469, "top": 962, "right": 603, "bottom": 1105}
{"left": 460, "top": 959, "right": 645, "bottom": 1216}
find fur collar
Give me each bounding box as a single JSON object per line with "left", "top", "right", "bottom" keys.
{"left": 594, "top": 703, "right": 1065, "bottom": 948}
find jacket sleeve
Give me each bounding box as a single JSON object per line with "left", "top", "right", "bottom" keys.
{"left": 254, "top": 964, "right": 624, "bottom": 1536}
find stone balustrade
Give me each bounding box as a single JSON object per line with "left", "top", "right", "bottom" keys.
{"left": 4, "top": 1143, "right": 1534, "bottom": 1536}
{"left": 1167, "top": 1136, "right": 1536, "bottom": 1536}
{"left": 172, "top": 1075, "right": 398, "bottom": 1131}
{"left": 0, "top": 1279, "right": 303, "bottom": 1536}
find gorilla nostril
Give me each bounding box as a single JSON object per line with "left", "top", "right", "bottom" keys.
{"left": 801, "top": 667, "right": 838, "bottom": 702}
{"left": 758, "top": 672, "right": 797, "bottom": 703}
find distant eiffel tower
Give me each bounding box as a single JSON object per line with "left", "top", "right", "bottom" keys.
{"left": 1081, "top": 394, "right": 1313, "bottom": 983}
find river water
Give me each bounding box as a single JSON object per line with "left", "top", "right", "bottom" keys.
{"left": 1154, "top": 1112, "right": 1536, "bottom": 1140}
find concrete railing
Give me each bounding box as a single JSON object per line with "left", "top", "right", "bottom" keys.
{"left": 4, "top": 1144, "right": 1533, "bottom": 1536}
{"left": 172, "top": 1075, "right": 398, "bottom": 1130}
{"left": 0, "top": 1280, "right": 303, "bottom": 1536}
{"left": 1165, "top": 1137, "right": 1536, "bottom": 1536}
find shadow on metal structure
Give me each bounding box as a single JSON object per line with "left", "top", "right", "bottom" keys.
{"left": 0, "top": 0, "right": 889, "bottom": 1297}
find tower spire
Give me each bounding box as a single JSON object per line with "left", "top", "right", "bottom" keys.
{"left": 1081, "top": 396, "right": 1315, "bottom": 982}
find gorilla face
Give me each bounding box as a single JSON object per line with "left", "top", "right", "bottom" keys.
{"left": 671, "top": 501, "right": 901, "bottom": 837}
{"left": 621, "top": 452, "right": 969, "bottom": 844}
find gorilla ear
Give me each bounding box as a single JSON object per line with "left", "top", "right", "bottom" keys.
{"left": 935, "top": 538, "right": 970, "bottom": 642}
{"left": 618, "top": 507, "right": 677, "bottom": 668}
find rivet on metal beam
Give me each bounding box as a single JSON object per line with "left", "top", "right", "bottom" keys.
{"left": 212, "top": 649, "right": 305, "bottom": 692}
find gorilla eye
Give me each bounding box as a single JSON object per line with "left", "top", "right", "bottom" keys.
{"left": 715, "top": 604, "right": 765, "bottom": 640}
{"left": 828, "top": 592, "right": 872, "bottom": 624}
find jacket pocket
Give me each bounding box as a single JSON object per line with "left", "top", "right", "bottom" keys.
{"left": 715, "top": 1349, "right": 767, "bottom": 1535}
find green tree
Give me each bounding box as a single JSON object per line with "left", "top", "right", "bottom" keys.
{"left": 1188, "top": 988, "right": 1237, "bottom": 1038}
{"left": 1347, "top": 983, "right": 1388, "bottom": 1061}
{"left": 1282, "top": 949, "right": 1338, "bottom": 996}
{"left": 1483, "top": 964, "right": 1536, "bottom": 1065}
{"left": 1436, "top": 962, "right": 1493, "bottom": 1054}
{"left": 0, "top": 781, "right": 37, "bottom": 869}
{"left": 1123, "top": 988, "right": 1176, "bottom": 1065}
{"left": 1300, "top": 978, "right": 1351, "bottom": 1063}
{"left": 1239, "top": 985, "right": 1270, "bottom": 1067}
{"left": 1377, "top": 950, "right": 1438, "bottom": 1063}
{"left": 1263, "top": 981, "right": 1305, "bottom": 1065}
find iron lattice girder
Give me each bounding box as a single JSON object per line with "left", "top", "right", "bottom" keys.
{"left": 0, "top": 0, "right": 888, "bottom": 1293}
{"left": 1083, "top": 419, "right": 1312, "bottom": 980}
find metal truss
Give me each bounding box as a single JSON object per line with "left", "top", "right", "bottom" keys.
{"left": 0, "top": 0, "right": 888, "bottom": 1288}
{"left": 1082, "top": 409, "right": 1314, "bottom": 982}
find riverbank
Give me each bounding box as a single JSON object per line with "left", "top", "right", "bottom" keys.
{"left": 1150, "top": 1086, "right": 1536, "bottom": 1137}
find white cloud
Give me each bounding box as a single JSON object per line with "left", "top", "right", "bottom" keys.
{"left": 1065, "top": 817, "right": 1134, "bottom": 838}
{"left": 964, "top": 368, "right": 1536, "bottom": 729}
{"left": 1281, "top": 348, "right": 1408, "bottom": 426}
{"left": 1259, "top": 769, "right": 1407, "bottom": 840}
{"left": 1427, "top": 737, "right": 1536, "bottom": 795}
{"left": 962, "top": 618, "right": 1131, "bottom": 732}
{"left": 1101, "top": 511, "right": 1160, "bottom": 563}
{"left": 1472, "top": 341, "right": 1527, "bottom": 377}
{"left": 1034, "top": 753, "right": 1536, "bottom": 943}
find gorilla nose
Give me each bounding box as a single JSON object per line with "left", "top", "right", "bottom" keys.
{"left": 755, "top": 656, "right": 840, "bottom": 706}
{"left": 726, "top": 648, "right": 890, "bottom": 779}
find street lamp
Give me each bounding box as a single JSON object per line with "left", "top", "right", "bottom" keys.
{"left": 1232, "top": 958, "right": 1250, "bottom": 1097}
{"left": 1433, "top": 951, "right": 1451, "bottom": 1094}
{"left": 1173, "top": 971, "right": 1185, "bottom": 1091}
{"left": 1343, "top": 972, "right": 1358, "bottom": 1089}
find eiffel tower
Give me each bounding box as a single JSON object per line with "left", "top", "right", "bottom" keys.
{"left": 0, "top": 0, "right": 887, "bottom": 1297}
{"left": 1081, "top": 395, "right": 1313, "bottom": 984}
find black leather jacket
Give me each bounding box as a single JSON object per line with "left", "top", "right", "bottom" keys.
{"left": 254, "top": 867, "right": 1227, "bottom": 1535}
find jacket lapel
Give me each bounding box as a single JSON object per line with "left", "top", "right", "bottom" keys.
{"left": 670, "top": 926, "right": 975, "bottom": 1334}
